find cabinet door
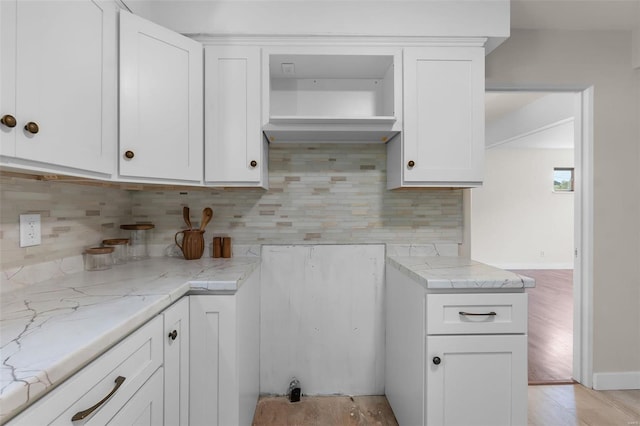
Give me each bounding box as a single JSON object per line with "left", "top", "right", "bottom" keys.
{"left": 120, "top": 11, "right": 203, "bottom": 184}
{"left": 1, "top": 0, "right": 117, "bottom": 175}
{"left": 163, "top": 298, "right": 189, "bottom": 426}
{"left": 401, "top": 47, "right": 484, "bottom": 187}
{"left": 426, "top": 335, "right": 527, "bottom": 426}
{"left": 189, "top": 295, "right": 238, "bottom": 426}
{"left": 105, "top": 368, "right": 164, "bottom": 426}
{"left": 204, "top": 46, "right": 267, "bottom": 188}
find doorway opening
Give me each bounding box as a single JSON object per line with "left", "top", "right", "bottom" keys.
{"left": 468, "top": 88, "right": 593, "bottom": 386}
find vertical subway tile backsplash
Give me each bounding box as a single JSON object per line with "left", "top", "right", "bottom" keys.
{"left": 0, "top": 144, "right": 463, "bottom": 272}
{"left": 132, "top": 144, "right": 463, "bottom": 248}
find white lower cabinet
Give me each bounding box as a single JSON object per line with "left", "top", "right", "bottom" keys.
{"left": 162, "top": 297, "right": 190, "bottom": 426}
{"left": 385, "top": 266, "right": 528, "bottom": 426}
{"left": 426, "top": 335, "right": 527, "bottom": 426}
{"left": 190, "top": 267, "right": 261, "bottom": 426}
{"left": 106, "top": 367, "right": 165, "bottom": 426}
{"left": 7, "top": 316, "right": 164, "bottom": 425}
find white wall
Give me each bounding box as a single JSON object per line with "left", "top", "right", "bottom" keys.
{"left": 471, "top": 147, "right": 574, "bottom": 269}
{"left": 485, "top": 29, "right": 640, "bottom": 381}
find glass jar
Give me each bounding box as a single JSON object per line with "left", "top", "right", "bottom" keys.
{"left": 84, "top": 247, "right": 114, "bottom": 271}
{"left": 102, "top": 238, "right": 129, "bottom": 264}
{"left": 120, "top": 224, "right": 155, "bottom": 260}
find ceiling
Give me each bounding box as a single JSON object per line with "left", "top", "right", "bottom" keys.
{"left": 485, "top": 92, "right": 547, "bottom": 123}
{"left": 485, "top": 92, "right": 576, "bottom": 150}
{"left": 511, "top": 0, "right": 639, "bottom": 31}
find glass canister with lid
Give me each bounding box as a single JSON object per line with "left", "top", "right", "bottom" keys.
{"left": 84, "top": 246, "right": 114, "bottom": 271}
{"left": 102, "top": 238, "right": 129, "bottom": 264}
{"left": 120, "top": 224, "right": 155, "bottom": 260}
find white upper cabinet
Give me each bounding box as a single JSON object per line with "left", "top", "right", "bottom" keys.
{"left": 204, "top": 45, "right": 267, "bottom": 188}
{"left": 388, "top": 46, "right": 485, "bottom": 188}
{"left": 262, "top": 46, "right": 402, "bottom": 144}
{"left": 0, "top": 0, "right": 117, "bottom": 177}
{"left": 119, "top": 11, "right": 203, "bottom": 184}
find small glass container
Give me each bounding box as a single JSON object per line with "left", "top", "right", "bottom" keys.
{"left": 102, "top": 238, "right": 129, "bottom": 264}
{"left": 84, "top": 247, "right": 114, "bottom": 271}
{"left": 120, "top": 224, "right": 155, "bottom": 260}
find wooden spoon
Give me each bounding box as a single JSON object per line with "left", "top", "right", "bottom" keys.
{"left": 183, "top": 206, "right": 192, "bottom": 229}
{"left": 199, "top": 207, "right": 213, "bottom": 231}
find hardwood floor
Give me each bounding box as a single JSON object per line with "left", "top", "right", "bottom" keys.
{"left": 528, "top": 384, "right": 640, "bottom": 426}
{"left": 512, "top": 269, "right": 574, "bottom": 384}
{"left": 252, "top": 387, "right": 640, "bottom": 425}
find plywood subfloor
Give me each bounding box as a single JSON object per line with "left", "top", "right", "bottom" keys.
{"left": 512, "top": 269, "right": 574, "bottom": 384}
{"left": 252, "top": 396, "right": 398, "bottom": 426}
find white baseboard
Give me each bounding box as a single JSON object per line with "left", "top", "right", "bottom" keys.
{"left": 593, "top": 371, "right": 640, "bottom": 390}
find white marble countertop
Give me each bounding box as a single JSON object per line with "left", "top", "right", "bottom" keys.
{"left": 387, "top": 256, "right": 535, "bottom": 289}
{"left": 0, "top": 256, "right": 260, "bottom": 424}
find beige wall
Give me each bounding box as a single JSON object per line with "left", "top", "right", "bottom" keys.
{"left": 485, "top": 30, "right": 640, "bottom": 375}
{"left": 471, "top": 148, "right": 574, "bottom": 269}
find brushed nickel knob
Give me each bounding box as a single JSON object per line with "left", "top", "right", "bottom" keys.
{"left": 24, "top": 121, "right": 39, "bottom": 134}
{"left": 407, "top": 160, "right": 415, "bottom": 168}
{"left": 1, "top": 114, "right": 16, "bottom": 128}
{"left": 433, "top": 356, "right": 441, "bottom": 365}
{"left": 124, "top": 150, "right": 135, "bottom": 159}
{"left": 250, "top": 160, "right": 258, "bottom": 168}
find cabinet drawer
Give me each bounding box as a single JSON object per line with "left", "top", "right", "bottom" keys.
{"left": 8, "top": 316, "right": 163, "bottom": 425}
{"left": 427, "top": 293, "right": 527, "bottom": 335}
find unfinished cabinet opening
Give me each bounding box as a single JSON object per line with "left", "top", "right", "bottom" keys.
{"left": 263, "top": 50, "right": 401, "bottom": 143}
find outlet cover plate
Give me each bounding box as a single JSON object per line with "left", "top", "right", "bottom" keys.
{"left": 20, "top": 214, "right": 41, "bottom": 247}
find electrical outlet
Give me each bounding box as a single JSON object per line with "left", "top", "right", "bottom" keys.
{"left": 20, "top": 214, "right": 41, "bottom": 247}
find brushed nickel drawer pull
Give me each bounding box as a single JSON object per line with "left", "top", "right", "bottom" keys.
{"left": 71, "top": 376, "right": 126, "bottom": 421}
{"left": 459, "top": 311, "right": 497, "bottom": 316}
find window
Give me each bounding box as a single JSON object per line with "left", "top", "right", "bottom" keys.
{"left": 553, "top": 168, "right": 574, "bottom": 192}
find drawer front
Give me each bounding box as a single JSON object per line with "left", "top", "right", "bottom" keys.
{"left": 427, "top": 293, "right": 527, "bottom": 335}
{"left": 9, "top": 316, "right": 163, "bottom": 426}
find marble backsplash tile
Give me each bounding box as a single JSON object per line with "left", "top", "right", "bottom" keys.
{"left": 132, "top": 144, "right": 463, "bottom": 248}
{"left": 1, "top": 144, "right": 463, "bottom": 281}
{"left": 0, "top": 174, "right": 132, "bottom": 272}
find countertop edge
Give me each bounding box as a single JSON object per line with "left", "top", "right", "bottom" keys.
{"left": 387, "top": 256, "right": 536, "bottom": 290}
{"left": 0, "top": 257, "right": 261, "bottom": 424}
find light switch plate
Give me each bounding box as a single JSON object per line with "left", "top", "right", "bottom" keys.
{"left": 20, "top": 214, "right": 41, "bottom": 247}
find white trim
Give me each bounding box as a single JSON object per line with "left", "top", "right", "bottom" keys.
{"left": 593, "top": 372, "right": 640, "bottom": 390}
{"left": 481, "top": 85, "right": 594, "bottom": 389}
{"left": 486, "top": 117, "right": 574, "bottom": 150}
{"left": 190, "top": 34, "right": 489, "bottom": 48}
{"left": 575, "top": 87, "right": 594, "bottom": 388}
